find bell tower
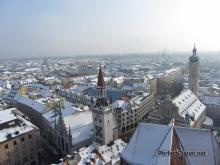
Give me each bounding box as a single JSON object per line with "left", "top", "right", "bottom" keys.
{"left": 189, "top": 44, "right": 200, "bottom": 96}
{"left": 92, "top": 66, "right": 113, "bottom": 145}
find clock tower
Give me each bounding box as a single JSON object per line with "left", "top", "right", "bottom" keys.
{"left": 189, "top": 44, "right": 200, "bottom": 96}
{"left": 92, "top": 66, "right": 113, "bottom": 145}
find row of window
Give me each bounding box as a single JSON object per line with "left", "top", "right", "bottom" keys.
{"left": 122, "top": 119, "right": 137, "bottom": 126}
{"left": 94, "top": 118, "right": 102, "bottom": 123}
{"left": 5, "top": 134, "right": 32, "bottom": 149}
{"left": 95, "top": 138, "right": 102, "bottom": 144}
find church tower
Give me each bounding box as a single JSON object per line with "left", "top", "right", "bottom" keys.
{"left": 189, "top": 44, "right": 200, "bottom": 96}
{"left": 92, "top": 66, "right": 113, "bottom": 145}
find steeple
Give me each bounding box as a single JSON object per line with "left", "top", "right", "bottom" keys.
{"left": 192, "top": 43, "right": 197, "bottom": 55}
{"left": 97, "top": 65, "right": 105, "bottom": 88}
{"left": 95, "top": 65, "right": 108, "bottom": 107}
{"left": 68, "top": 124, "right": 72, "bottom": 140}
{"left": 189, "top": 43, "right": 199, "bottom": 63}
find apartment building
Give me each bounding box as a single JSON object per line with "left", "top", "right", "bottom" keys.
{"left": 0, "top": 108, "right": 41, "bottom": 165}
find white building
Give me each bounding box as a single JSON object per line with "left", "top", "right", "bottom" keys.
{"left": 157, "top": 89, "right": 207, "bottom": 128}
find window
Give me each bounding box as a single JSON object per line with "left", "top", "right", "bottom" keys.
{"left": 5, "top": 144, "right": 8, "bottom": 149}
{"left": 14, "top": 141, "right": 17, "bottom": 145}
{"left": 29, "top": 134, "right": 32, "bottom": 139}
{"left": 21, "top": 137, "right": 25, "bottom": 142}
{"left": 99, "top": 119, "right": 101, "bottom": 123}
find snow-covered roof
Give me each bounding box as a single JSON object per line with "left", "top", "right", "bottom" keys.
{"left": 20, "top": 78, "right": 37, "bottom": 85}
{"left": 172, "top": 89, "right": 206, "bottom": 123}
{"left": 146, "top": 74, "right": 155, "bottom": 80}
{"left": 121, "top": 85, "right": 133, "bottom": 91}
{"left": 130, "top": 92, "right": 150, "bottom": 107}
{"left": 63, "top": 111, "right": 93, "bottom": 145}
{"left": 25, "top": 68, "right": 40, "bottom": 72}
{"left": 17, "top": 96, "right": 49, "bottom": 114}
{"left": 36, "top": 97, "right": 61, "bottom": 105}
{"left": 165, "top": 67, "right": 181, "bottom": 74}
{"left": 44, "top": 76, "right": 58, "bottom": 81}
{"left": 203, "top": 116, "right": 213, "bottom": 126}
{"left": 121, "top": 123, "right": 220, "bottom": 165}
{"left": 78, "top": 139, "right": 126, "bottom": 165}
{"left": 203, "top": 95, "right": 220, "bottom": 107}
{"left": 96, "top": 139, "right": 126, "bottom": 164}
{"left": 27, "top": 83, "right": 49, "bottom": 90}
{"left": 112, "top": 100, "right": 129, "bottom": 112}
{"left": 0, "top": 108, "right": 38, "bottom": 143}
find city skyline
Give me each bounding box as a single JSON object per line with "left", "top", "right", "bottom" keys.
{"left": 0, "top": 0, "right": 220, "bottom": 58}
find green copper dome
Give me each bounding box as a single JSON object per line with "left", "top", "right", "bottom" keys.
{"left": 189, "top": 44, "right": 199, "bottom": 62}
{"left": 189, "top": 55, "right": 199, "bottom": 62}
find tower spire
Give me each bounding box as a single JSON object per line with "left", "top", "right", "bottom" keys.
{"left": 192, "top": 43, "right": 197, "bottom": 55}
{"left": 95, "top": 65, "right": 108, "bottom": 107}
{"left": 68, "top": 124, "right": 72, "bottom": 139}
{"left": 189, "top": 43, "right": 200, "bottom": 96}
{"left": 97, "top": 65, "right": 105, "bottom": 88}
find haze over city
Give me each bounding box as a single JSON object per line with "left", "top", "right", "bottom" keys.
{"left": 1, "top": 1, "right": 220, "bottom": 165}
{"left": 1, "top": 0, "right": 220, "bottom": 58}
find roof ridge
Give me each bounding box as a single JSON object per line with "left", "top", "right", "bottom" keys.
{"left": 170, "top": 127, "right": 190, "bottom": 165}
{"left": 151, "top": 126, "right": 172, "bottom": 164}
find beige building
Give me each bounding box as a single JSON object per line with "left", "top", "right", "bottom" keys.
{"left": 0, "top": 108, "right": 41, "bottom": 165}
{"left": 189, "top": 44, "right": 200, "bottom": 96}
{"left": 112, "top": 92, "right": 155, "bottom": 136}
{"left": 157, "top": 67, "right": 183, "bottom": 95}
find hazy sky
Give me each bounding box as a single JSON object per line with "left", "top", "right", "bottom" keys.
{"left": 0, "top": 0, "right": 220, "bottom": 58}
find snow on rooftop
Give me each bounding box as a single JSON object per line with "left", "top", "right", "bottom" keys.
{"left": 63, "top": 111, "right": 93, "bottom": 145}
{"left": 112, "top": 100, "right": 129, "bottom": 112}
{"left": 36, "top": 97, "right": 61, "bottom": 105}
{"left": 121, "top": 123, "right": 220, "bottom": 165}
{"left": 0, "top": 108, "right": 17, "bottom": 124}
{"left": 20, "top": 78, "right": 37, "bottom": 85}
{"left": 130, "top": 92, "right": 150, "bottom": 106}
{"left": 203, "top": 116, "right": 213, "bottom": 126}
{"left": 17, "top": 96, "right": 49, "bottom": 114}
{"left": 42, "top": 101, "right": 80, "bottom": 125}
{"left": 0, "top": 108, "right": 38, "bottom": 143}
{"left": 172, "top": 89, "right": 206, "bottom": 123}
{"left": 97, "top": 139, "right": 126, "bottom": 164}
{"left": 25, "top": 68, "right": 41, "bottom": 72}
{"left": 121, "top": 123, "right": 171, "bottom": 165}
{"left": 203, "top": 95, "right": 220, "bottom": 107}
{"left": 78, "top": 139, "right": 126, "bottom": 165}
{"left": 146, "top": 74, "right": 154, "bottom": 80}
{"left": 165, "top": 67, "right": 181, "bottom": 74}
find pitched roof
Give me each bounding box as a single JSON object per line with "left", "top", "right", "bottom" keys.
{"left": 121, "top": 123, "right": 220, "bottom": 165}
{"left": 172, "top": 89, "right": 205, "bottom": 124}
